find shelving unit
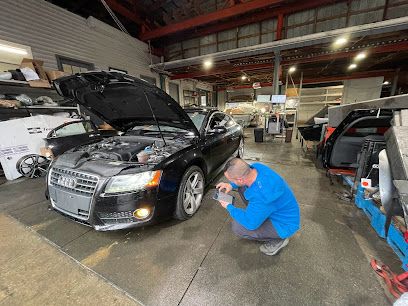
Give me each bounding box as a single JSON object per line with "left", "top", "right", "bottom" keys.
{"left": 0, "top": 80, "right": 81, "bottom": 121}
{"left": 299, "top": 85, "right": 343, "bottom": 105}
{"left": 183, "top": 90, "right": 197, "bottom": 106}
{"left": 297, "top": 85, "right": 343, "bottom": 123}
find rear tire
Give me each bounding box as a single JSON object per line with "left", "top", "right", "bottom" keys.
{"left": 237, "top": 138, "right": 244, "bottom": 158}
{"left": 174, "top": 166, "right": 205, "bottom": 220}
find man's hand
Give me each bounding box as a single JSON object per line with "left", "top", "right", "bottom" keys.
{"left": 218, "top": 200, "right": 230, "bottom": 209}
{"left": 216, "top": 182, "right": 232, "bottom": 193}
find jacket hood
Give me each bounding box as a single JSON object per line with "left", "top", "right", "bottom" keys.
{"left": 53, "top": 71, "right": 198, "bottom": 134}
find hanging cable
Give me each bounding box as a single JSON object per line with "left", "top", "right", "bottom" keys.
{"left": 100, "top": 0, "right": 129, "bottom": 35}
{"left": 100, "top": 0, "right": 157, "bottom": 72}
{"left": 148, "top": 40, "right": 153, "bottom": 66}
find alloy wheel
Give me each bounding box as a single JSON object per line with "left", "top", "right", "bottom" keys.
{"left": 17, "top": 154, "right": 49, "bottom": 178}
{"left": 183, "top": 171, "right": 204, "bottom": 215}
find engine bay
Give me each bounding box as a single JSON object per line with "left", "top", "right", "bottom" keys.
{"left": 73, "top": 135, "right": 188, "bottom": 164}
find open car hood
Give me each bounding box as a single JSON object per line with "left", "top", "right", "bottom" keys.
{"left": 53, "top": 71, "right": 199, "bottom": 135}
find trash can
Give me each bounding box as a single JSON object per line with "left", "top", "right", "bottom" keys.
{"left": 254, "top": 128, "right": 264, "bottom": 143}
{"left": 285, "top": 129, "right": 293, "bottom": 143}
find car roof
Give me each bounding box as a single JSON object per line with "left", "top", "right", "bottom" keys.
{"left": 184, "top": 107, "right": 219, "bottom": 114}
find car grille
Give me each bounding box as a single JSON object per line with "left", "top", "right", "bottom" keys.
{"left": 98, "top": 211, "right": 135, "bottom": 224}
{"left": 50, "top": 167, "right": 99, "bottom": 196}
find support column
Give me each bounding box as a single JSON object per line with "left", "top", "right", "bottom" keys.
{"left": 277, "top": 14, "right": 284, "bottom": 40}
{"left": 391, "top": 68, "right": 400, "bottom": 96}
{"left": 273, "top": 50, "right": 281, "bottom": 95}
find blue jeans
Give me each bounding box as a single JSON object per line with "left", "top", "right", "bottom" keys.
{"left": 231, "top": 219, "right": 281, "bottom": 242}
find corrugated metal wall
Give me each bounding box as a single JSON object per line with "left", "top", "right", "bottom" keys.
{"left": 166, "top": 0, "right": 407, "bottom": 60}
{"left": 0, "top": 0, "right": 158, "bottom": 78}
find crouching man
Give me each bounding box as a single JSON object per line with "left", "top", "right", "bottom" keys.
{"left": 216, "top": 158, "right": 300, "bottom": 255}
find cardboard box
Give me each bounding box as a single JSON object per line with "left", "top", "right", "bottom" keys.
{"left": 28, "top": 80, "right": 51, "bottom": 88}
{"left": 20, "top": 58, "right": 51, "bottom": 88}
{"left": 0, "top": 99, "right": 20, "bottom": 108}
{"left": 45, "top": 70, "right": 66, "bottom": 81}
{"left": 286, "top": 88, "right": 299, "bottom": 97}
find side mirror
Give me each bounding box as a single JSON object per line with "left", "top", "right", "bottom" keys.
{"left": 208, "top": 125, "right": 227, "bottom": 134}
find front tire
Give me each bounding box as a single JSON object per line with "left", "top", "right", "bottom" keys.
{"left": 174, "top": 166, "right": 205, "bottom": 220}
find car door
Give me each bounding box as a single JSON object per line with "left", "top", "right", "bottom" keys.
{"left": 46, "top": 120, "right": 102, "bottom": 157}
{"left": 224, "top": 114, "right": 241, "bottom": 157}
{"left": 204, "top": 112, "right": 230, "bottom": 169}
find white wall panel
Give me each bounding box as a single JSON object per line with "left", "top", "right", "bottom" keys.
{"left": 0, "top": 0, "right": 158, "bottom": 79}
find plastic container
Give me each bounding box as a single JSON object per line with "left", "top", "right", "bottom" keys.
{"left": 285, "top": 129, "right": 293, "bottom": 143}
{"left": 254, "top": 128, "right": 264, "bottom": 143}
{"left": 137, "top": 151, "right": 150, "bottom": 163}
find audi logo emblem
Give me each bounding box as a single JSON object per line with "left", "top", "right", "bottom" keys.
{"left": 57, "top": 176, "right": 77, "bottom": 188}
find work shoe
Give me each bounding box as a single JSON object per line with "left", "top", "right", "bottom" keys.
{"left": 259, "top": 238, "right": 289, "bottom": 255}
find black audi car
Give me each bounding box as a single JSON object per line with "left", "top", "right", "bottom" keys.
{"left": 46, "top": 71, "right": 244, "bottom": 230}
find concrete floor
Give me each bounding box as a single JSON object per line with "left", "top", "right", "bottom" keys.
{"left": 0, "top": 129, "right": 401, "bottom": 305}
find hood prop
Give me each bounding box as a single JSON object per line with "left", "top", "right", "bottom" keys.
{"left": 143, "top": 91, "right": 167, "bottom": 147}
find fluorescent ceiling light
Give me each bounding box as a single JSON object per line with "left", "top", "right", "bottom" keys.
{"left": 0, "top": 44, "right": 28, "bottom": 55}
{"left": 334, "top": 37, "right": 348, "bottom": 47}
{"left": 355, "top": 51, "right": 366, "bottom": 61}
{"left": 203, "top": 59, "right": 213, "bottom": 69}
{"left": 348, "top": 63, "right": 357, "bottom": 69}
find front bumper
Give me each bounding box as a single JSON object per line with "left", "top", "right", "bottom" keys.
{"left": 47, "top": 167, "right": 159, "bottom": 231}
{"left": 50, "top": 189, "right": 158, "bottom": 231}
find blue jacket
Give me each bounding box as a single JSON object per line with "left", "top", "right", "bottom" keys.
{"left": 226, "top": 163, "right": 300, "bottom": 238}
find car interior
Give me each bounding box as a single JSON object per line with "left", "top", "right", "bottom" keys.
{"left": 329, "top": 116, "right": 392, "bottom": 168}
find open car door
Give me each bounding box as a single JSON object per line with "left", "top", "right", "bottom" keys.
{"left": 46, "top": 120, "right": 102, "bottom": 157}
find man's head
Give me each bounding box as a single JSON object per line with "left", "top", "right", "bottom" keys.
{"left": 224, "top": 158, "right": 252, "bottom": 187}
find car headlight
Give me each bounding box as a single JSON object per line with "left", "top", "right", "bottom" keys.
{"left": 104, "top": 170, "right": 162, "bottom": 194}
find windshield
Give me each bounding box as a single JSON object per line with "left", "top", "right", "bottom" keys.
{"left": 187, "top": 112, "right": 206, "bottom": 130}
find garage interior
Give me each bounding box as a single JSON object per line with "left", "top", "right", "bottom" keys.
{"left": 1, "top": 0, "right": 408, "bottom": 305}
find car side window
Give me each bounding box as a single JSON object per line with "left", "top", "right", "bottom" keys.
{"left": 225, "top": 115, "right": 236, "bottom": 128}
{"left": 208, "top": 113, "right": 227, "bottom": 129}
{"left": 52, "top": 121, "right": 94, "bottom": 138}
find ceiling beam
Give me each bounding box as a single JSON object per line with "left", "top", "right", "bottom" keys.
{"left": 104, "top": 0, "right": 145, "bottom": 25}
{"left": 150, "top": 0, "right": 171, "bottom": 12}
{"left": 170, "top": 41, "right": 408, "bottom": 79}
{"left": 217, "top": 69, "right": 395, "bottom": 90}
{"left": 284, "top": 41, "right": 408, "bottom": 65}
{"left": 171, "top": 62, "right": 273, "bottom": 79}
{"left": 153, "top": 17, "right": 408, "bottom": 70}
{"left": 140, "top": 0, "right": 286, "bottom": 41}
{"left": 157, "top": 0, "right": 339, "bottom": 43}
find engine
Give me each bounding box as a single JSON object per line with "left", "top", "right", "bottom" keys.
{"left": 73, "top": 136, "right": 186, "bottom": 163}
{"left": 89, "top": 139, "right": 148, "bottom": 162}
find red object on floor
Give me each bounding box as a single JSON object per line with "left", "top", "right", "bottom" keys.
{"left": 371, "top": 259, "right": 408, "bottom": 298}
{"left": 327, "top": 168, "right": 356, "bottom": 176}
